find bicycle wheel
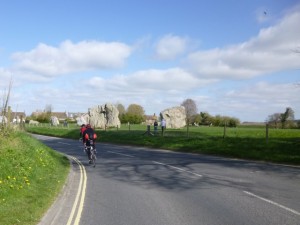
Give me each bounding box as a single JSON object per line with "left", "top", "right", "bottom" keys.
{"left": 91, "top": 149, "right": 96, "bottom": 167}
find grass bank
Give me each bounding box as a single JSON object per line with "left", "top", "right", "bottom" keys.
{"left": 0, "top": 131, "right": 70, "bottom": 225}
{"left": 26, "top": 124, "right": 300, "bottom": 165}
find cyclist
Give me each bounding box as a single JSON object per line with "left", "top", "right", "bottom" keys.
{"left": 79, "top": 124, "right": 86, "bottom": 143}
{"left": 83, "top": 124, "right": 97, "bottom": 163}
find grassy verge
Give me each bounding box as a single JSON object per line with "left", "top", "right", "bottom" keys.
{"left": 0, "top": 131, "right": 70, "bottom": 225}
{"left": 25, "top": 125, "right": 300, "bottom": 165}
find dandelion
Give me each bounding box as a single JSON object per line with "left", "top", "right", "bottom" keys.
{"left": 0, "top": 180, "right": 2, "bottom": 184}
{"left": 7, "top": 176, "right": 11, "bottom": 179}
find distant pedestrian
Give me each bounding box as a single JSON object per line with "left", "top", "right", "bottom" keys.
{"left": 161, "top": 118, "right": 166, "bottom": 136}
{"left": 154, "top": 120, "right": 158, "bottom": 134}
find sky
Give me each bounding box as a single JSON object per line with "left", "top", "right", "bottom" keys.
{"left": 0, "top": 0, "right": 300, "bottom": 122}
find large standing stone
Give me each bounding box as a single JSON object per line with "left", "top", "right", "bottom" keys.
{"left": 76, "top": 114, "right": 88, "bottom": 126}
{"left": 29, "top": 120, "right": 39, "bottom": 125}
{"left": 0, "top": 116, "right": 8, "bottom": 124}
{"left": 85, "top": 103, "right": 121, "bottom": 129}
{"left": 160, "top": 106, "right": 186, "bottom": 129}
{"left": 50, "top": 116, "right": 60, "bottom": 126}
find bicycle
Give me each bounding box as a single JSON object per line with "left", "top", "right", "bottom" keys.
{"left": 86, "top": 139, "right": 97, "bottom": 167}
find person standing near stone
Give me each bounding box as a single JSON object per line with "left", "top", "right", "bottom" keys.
{"left": 154, "top": 120, "right": 158, "bottom": 134}
{"left": 161, "top": 118, "right": 166, "bottom": 136}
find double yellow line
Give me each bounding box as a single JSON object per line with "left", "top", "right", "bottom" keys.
{"left": 67, "top": 156, "right": 87, "bottom": 225}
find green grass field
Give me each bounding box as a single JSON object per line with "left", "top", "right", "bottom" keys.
{"left": 0, "top": 131, "right": 69, "bottom": 225}
{"left": 26, "top": 124, "right": 300, "bottom": 165}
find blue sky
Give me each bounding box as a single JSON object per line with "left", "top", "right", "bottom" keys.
{"left": 1, "top": 0, "right": 299, "bottom": 122}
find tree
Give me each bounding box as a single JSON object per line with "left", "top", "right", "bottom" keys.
{"left": 181, "top": 98, "right": 198, "bottom": 137}
{"left": 116, "top": 103, "right": 126, "bottom": 120}
{"left": 199, "top": 112, "right": 213, "bottom": 125}
{"left": 45, "top": 104, "right": 53, "bottom": 113}
{"left": 280, "top": 107, "right": 295, "bottom": 128}
{"left": 125, "top": 104, "right": 145, "bottom": 124}
{"left": 127, "top": 104, "right": 145, "bottom": 116}
{"left": 267, "top": 113, "right": 281, "bottom": 128}
{"left": 181, "top": 99, "right": 198, "bottom": 124}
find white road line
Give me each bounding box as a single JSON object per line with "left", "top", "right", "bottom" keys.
{"left": 58, "top": 142, "right": 71, "bottom": 145}
{"left": 243, "top": 191, "right": 300, "bottom": 216}
{"left": 153, "top": 161, "right": 203, "bottom": 177}
{"left": 67, "top": 156, "right": 87, "bottom": 225}
{"left": 107, "top": 151, "right": 135, "bottom": 158}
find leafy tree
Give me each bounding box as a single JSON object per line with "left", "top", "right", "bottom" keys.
{"left": 227, "top": 117, "right": 240, "bottom": 127}
{"left": 127, "top": 104, "right": 145, "bottom": 116}
{"left": 199, "top": 112, "right": 213, "bottom": 125}
{"left": 124, "top": 104, "right": 145, "bottom": 124}
{"left": 280, "top": 107, "right": 295, "bottom": 128}
{"left": 212, "top": 115, "right": 239, "bottom": 127}
{"left": 213, "top": 115, "right": 222, "bottom": 126}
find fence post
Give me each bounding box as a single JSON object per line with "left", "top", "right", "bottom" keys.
{"left": 266, "top": 123, "right": 269, "bottom": 144}
{"left": 223, "top": 122, "right": 227, "bottom": 139}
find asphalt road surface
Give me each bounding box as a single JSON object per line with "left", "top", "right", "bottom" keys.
{"left": 35, "top": 134, "right": 300, "bottom": 225}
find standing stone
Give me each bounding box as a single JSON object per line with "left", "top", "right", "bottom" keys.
{"left": 50, "top": 116, "right": 60, "bottom": 126}
{"left": 0, "top": 116, "right": 8, "bottom": 124}
{"left": 160, "top": 106, "right": 186, "bottom": 129}
{"left": 85, "top": 103, "right": 121, "bottom": 129}
{"left": 76, "top": 115, "right": 88, "bottom": 126}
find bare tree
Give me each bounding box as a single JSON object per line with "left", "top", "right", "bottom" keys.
{"left": 181, "top": 98, "right": 198, "bottom": 137}
{"left": 267, "top": 113, "right": 281, "bottom": 128}
{"left": 1, "top": 78, "right": 13, "bottom": 127}
{"left": 45, "top": 104, "right": 53, "bottom": 113}
{"left": 116, "top": 103, "right": 126, "bottom": 116}
{"left": 181, "top": 98, "right": 198, "bottom": 124}
{"left": 2, "top": 78, "right": 13, "bottom": 116}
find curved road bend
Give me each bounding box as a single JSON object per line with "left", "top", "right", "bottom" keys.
{"left": 34, "top": 134, "right": 300, "bottom": 225}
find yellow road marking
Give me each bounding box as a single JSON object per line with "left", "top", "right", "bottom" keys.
{"left": 67, "top": 156, "right": 87, "bottom": 225}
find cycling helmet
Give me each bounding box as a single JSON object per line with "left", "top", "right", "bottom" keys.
{"left": 81, "top": 124, "right": 86, "bottom": 127}
{"left": 86, "top": 124, "right": 91, "bottom": 128}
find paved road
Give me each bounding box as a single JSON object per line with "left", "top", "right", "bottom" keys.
{"left": 35, "top": 134, "right": 300, "bottom": 225}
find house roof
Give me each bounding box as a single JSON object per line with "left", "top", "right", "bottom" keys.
{"left": 51, "top": 112, "right": 68, "bottom": 119}
{"left": 0, "top": 111, "right": 26, "bottom": 118}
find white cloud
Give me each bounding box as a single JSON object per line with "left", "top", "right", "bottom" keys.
{"left": 154, "top": 34, "right": 189, "bottom": 60}
{"left": 0, "top": 68, "right": 13, "bottom": 88}
{"left": 11, "top": 40, "right": 132, "bottom": 78}
{"left": 186, "top": 9, "right": 300, "bottom": 79}
{"left": 199, "top": 81, "right": 300, "bottom": 122}
{"left": 86, "top": 68, "right": 218, "bottom": 94}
